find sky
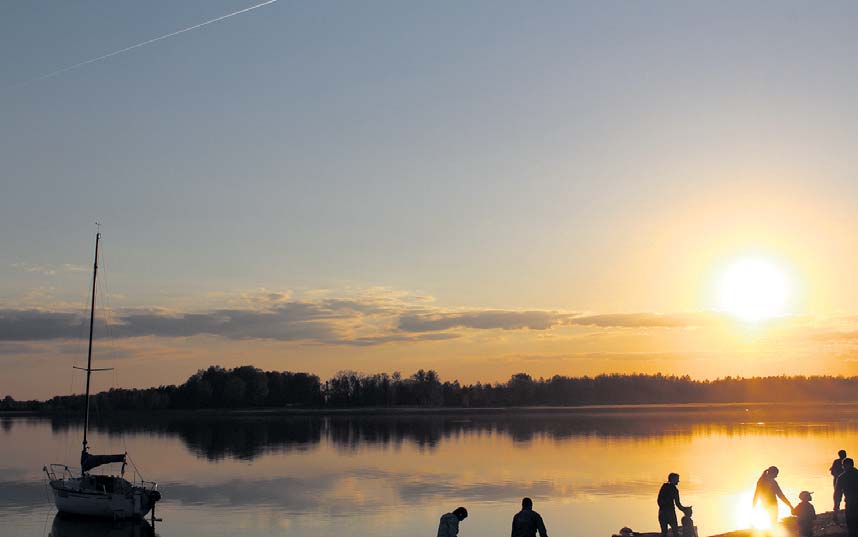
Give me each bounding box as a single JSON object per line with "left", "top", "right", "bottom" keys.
{"left": 3, "top": 1, "right": 858, "bottom": 399}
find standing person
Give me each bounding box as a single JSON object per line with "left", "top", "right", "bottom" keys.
{"left": 835, "top": 458, "right": 858, "bottom": 537}
{"left": 832, "top": 451, "right": 848, "bottom": 487}
{"left": 833, "top": 451, "right": 848, "bottom": 524}
{"left": 438, "top": 507, "right": 468, "bottom": 537}
{"left": 753, "top": 466, "right": 794, "bottom": 528}
{"left": 658, "top": 473, "right": 691, "bottom": 537}
{"left": 511, "top": 497, "right": 548, "bottom": 537}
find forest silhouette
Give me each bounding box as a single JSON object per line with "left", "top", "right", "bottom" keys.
{"left": 6, "top": 366, "right": 858, "bottom": 411}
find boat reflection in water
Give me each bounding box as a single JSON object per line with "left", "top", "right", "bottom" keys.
{"left": 49, "top": 513, "right": 156, "bottom": 537}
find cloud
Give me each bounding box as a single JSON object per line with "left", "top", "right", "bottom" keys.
{"left": 246, "top": 291, "right": 292, "bottom": 304}
{"left": 10, "top": 262, "right": 56, "bottom": 276}
{"left": 399, "top": 310, "right": 568, "bottom": 332}
{"left": 10, "top": 262, "right": 89, "bottom": 276}
{"left": 0, "top": 293, "right": 456, "bottom": 346}
{"left": 813, "top": 330, "right": 858, "bottom": 343}
{"left": 0, "top": 309, "right": 87, "bottom": 340}
{"left": 568, "top": 312, "right": 722, "bottom": 328}
{"left": 0, "top": 340, "right": 91, "bottom": 357}
{"left": 504, "top": 351, "right": 699, "bottom": 363}
{"left": 346, "top": 333, "right": 461, "bottom": 346}
{"left": 0, "top": 290, "right": 794, "bottom": 347}
{"left": 397, "top": 310, "right": 731, "bottom": 333}
{"left": 110, "top": 303, "right": 344, "bottom": 341}
{"left": 0, "top": 342, "right": 49, "bottom": 355}
{"left": 1, "top": 289, "right": 581, "bottom": 344}
{"left": 319, "top": 298, "right": 395, "bottom": 315}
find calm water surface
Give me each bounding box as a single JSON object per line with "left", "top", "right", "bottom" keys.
{"left": 2, "top": 405, "right": 856, "bottom": 537}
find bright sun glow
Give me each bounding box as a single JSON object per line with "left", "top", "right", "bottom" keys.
{"left": 747, "top": 505, "right": 774, "bottom": 531}
{"left": 718, "top": 258, "right": 789, "bottom": 322}
{"left": 733, "top": 490, "right": 790, "bottom": 534}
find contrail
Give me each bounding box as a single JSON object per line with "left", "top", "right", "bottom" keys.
{"left": 9, "top": 0, "right": 277, "bottom": 88}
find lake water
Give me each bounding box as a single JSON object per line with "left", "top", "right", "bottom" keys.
{"left": 2, "top": 404, "right": 856, "bottom": 537}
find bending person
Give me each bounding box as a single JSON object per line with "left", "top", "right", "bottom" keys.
{"left": 753, "top": 466, "right": 794, "bottom": 528}
{"left": 658, "top": 473, "right": 691, "bottom": 537}
{"left": 438, "top": 507, "right": 468, "bottom": 537}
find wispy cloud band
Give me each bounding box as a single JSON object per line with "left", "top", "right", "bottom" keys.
{"left": 0, "top": 291, "right": 807, "bottom": 347}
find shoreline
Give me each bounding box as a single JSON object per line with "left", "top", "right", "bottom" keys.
{"left": 5, "top": 400, "right": 858, "bottom": 418}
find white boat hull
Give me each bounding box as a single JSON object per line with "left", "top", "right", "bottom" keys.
{"left": 49, "top": 478, "right": 160, "bottom": 519}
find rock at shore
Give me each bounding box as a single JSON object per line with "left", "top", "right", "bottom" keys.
{"left": 712, "top": 511, "right": 845, "bottom": 537}
{"left": 619, "top": 511, "right": 846, "bottom": 537}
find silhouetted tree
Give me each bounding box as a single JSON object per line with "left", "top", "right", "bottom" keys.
{"left": 26, "top": 368, "right": 858, "bottom": 411}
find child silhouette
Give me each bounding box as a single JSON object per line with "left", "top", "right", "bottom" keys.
{"left": 681, "top": 507, "right": 697, "bottom": 537}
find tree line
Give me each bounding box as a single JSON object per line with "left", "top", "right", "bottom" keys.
{"left": 5, "top": 366, "right": 858, "bottom": 412}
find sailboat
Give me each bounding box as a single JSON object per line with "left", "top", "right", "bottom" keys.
{"left": 43, "top": 232, "right": 162, "bottom": 519}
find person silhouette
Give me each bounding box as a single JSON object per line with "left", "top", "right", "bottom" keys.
{"left": 835, "top": 458, "right": 858, "bottom": 537}
{"left": 511, "top": 497, "right": 548, "bottom": 537}
{"left": 437, "top": 507, "right": 468, "bottom": 537}
{"left": 681, "top": 506, "right": 698, "bottom": 537}
{"left": 658, "top": 473, "right": 691, "bottom": 537}
{"left": 791, "top": 491, "right": 816, "bottom": 537}
{"left": 833, "top": 451, "right": 848, "bottom": 524}
{"left": 753, "top": 466, "right": 793, "bottom": 528}
{"left": 832, "top": 451, "right": 848, "bottom": 487}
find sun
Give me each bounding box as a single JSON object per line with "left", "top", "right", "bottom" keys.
{"left": 718, "top": 258, "right": 790, "bottom": 322}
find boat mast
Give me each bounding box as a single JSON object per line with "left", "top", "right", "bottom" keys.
{"left": 81, "top": 232, "right": 100, "bottom": 455}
